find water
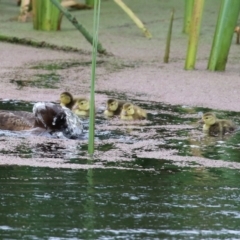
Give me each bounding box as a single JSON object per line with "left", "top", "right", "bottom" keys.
{"left": 1, "top": 166, "right": 240, "bottom": 239}
{"left": 1, "top": 99, "right": 240, "bottom": 239}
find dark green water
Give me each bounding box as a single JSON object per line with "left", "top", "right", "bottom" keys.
{"left": 1, "top": 99, "right": 240, "bottom": 239}
{"left": 1, "top": 166, "right": 240, "bottom": 239}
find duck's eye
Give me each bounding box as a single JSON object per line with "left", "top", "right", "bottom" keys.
{"left": 81, "top": 102, "right": 84, "bottom": 105}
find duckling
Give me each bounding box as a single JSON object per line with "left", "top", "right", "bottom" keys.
{"left": 104, "top": 99, "right": 126, "bottom": 117}
{"left": 120, "top": 103, "right": 147, "bottom": 120}
{"left": 199, "top": 112, "right": 236, "bottom": 136}
{"left": 60, "top": 92, "right": 76, "bottom": 109}
{"left": 72, "top": 97, "right": 91, "bottom": 117}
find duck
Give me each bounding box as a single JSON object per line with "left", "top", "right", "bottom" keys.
{"left": 120, "top": 103, "right": 147, "bottom": 120}
{"left": 72, "top": 97, "right": 91, "bottom": 117}
{"left": 104, "top": 99, "right": 127, "bottom": 117}
{"left": 0, "top": 102, "right": 83, "bottom": 139}
{"left": 59, "top": 91, "right": 77, "bottom": 109}
{"left": 199, "top": 112, "right": 236, "bottom": 136}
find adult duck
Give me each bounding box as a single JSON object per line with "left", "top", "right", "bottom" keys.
{"left": 0, "top": 102, "right": 83, "bottom": 139}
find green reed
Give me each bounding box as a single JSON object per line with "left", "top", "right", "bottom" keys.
{"left": 88, "top": 0, "right": 101, "bottom": 155}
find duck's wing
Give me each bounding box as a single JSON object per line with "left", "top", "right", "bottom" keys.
{"left": 0, "top": 111, "right": 34, "bottom": 131}
{"left": 0, "top": 110, "right": 35, "bottom": 123}
{"left": 9, "top": 111, "right": 35, "bottom": 125}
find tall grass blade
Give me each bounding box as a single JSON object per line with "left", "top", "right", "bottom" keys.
{"left": 88, "top": 0, "right": 101, "bottom": 155}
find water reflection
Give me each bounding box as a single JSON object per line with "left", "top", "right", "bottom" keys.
{"left": 1, "top": 166, "right": 240, "bottom": 238}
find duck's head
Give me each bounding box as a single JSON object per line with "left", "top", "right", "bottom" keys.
{"left": 107, "top": 99, "right": 119, "bottom": 111}
{"left": 201, "top": 112, "right": 217, "bottom": 126}
{"left": 121, "top": 103, "right": 135, "bottom": 116}
{"left": 73, "top": 98, "right": 90, "bottom": 111}
{"left": 60, "top": 92, "right": 74, "bottom": 107}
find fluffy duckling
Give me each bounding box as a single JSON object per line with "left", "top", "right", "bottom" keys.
{"left": 199, "top": 112, "right": 236, "bottom": 136}
{"left": 60, "top": 92, "right": 76, "bottom": 109}
{"left": 104, "top": 99, "right": 126, "bottom": 117}
{"left": 120, "top": 103, "right": 147, "bottom": 120}
{"left": 72, "top": 97, "right": 91, "bottom": 117}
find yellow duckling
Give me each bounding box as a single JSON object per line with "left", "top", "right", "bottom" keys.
{"left": 60, "top": 92, "right": 76, "bottom": 109}
{"left": 120, "top": 103, "right": 147, "bottom": 120}
{"left": 104, "top": 99, "right": 126, "bottom": 117}
{"left": 199, "top": 112, "right": 236, "bottom": 136}
{"left": 72, "top": 97, "right": 91, "bottom": 117}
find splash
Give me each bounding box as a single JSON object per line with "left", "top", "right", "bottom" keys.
{"left": 33, "top": 102, "right": 84, "bottom": 139}
{"left": 61, "top": 107, "right": 84, "bottom": 139}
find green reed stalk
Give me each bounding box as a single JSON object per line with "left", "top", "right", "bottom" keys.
{"left": 32, "top": 0, "right": 61, "bottom": 31}
{"left": 51, "top": 0, "right": 106, "bottom": 54}
{"left": 164, "top": 9, "right": 174, "bottom": 63}
{"left": 207, "top": 0, "right": 240, "bottom": 71}
{"left": 184, "top": 0, "right": 205, "bottom": 70}
{"left": 183, "top": 0, "right": 194, "bottom": 34}
{"left": 88, "top": 0, "right": 101, "bottom": 155}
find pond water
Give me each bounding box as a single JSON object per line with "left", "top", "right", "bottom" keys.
{"left": 1, "top": 99, "right": 240, "bottom": 239}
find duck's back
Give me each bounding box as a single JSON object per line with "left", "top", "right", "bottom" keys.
{"left": 209, "top": 119, "right": 236, "bottom": 136}
{"left": 132, "top": 106, "right": 147, "bottom": 120}
{"left": 0, "top": 111, "right": 34, "bottom": 131}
